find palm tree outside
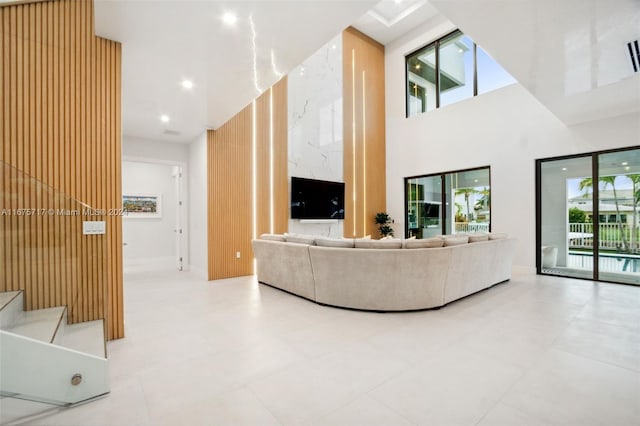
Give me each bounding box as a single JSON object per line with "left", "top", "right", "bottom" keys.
{"left": 578, "top": 175, "right": 630, "bottom": 252}
{"left": 578, "top": 177, "right": 593, "bottom": 198}
{"left": 600, "top": 176, "right": 629, "bottom": 252}
{"left": 455, "top": 187, "right": 479, "bottom": 222}
{"left": 627, "top": 174, "right": 640, "bottom": 251}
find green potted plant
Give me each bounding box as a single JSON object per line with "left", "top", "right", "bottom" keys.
{"left": 375, "top": 212, "right": 394, "bottom": 238}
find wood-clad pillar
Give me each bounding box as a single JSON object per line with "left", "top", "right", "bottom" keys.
{"left": 207, "top": 77, "right": 288, "bottom": 280}
{"left": 0, "top": 0, "right": 123, "bottom": 339}
{"left": 343, "top": 27, "right": 386, "bottom": 238}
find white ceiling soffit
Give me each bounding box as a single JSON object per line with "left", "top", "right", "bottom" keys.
{"left": 352, "top": 0, "right": 441, "bottom": 45}
{"left": 94, "top": 0, "right": 377, "bottom": 143}
{"left": 429, "top": 0, "right": 640, "bottom": 125}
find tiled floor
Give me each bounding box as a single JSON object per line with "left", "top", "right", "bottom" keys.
{"left": 2, "top": 269, "right": 640, "bottom": 425}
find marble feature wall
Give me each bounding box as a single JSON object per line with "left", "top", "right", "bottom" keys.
{"left": 288, "top": 34, "right": 344, "bottom": 237}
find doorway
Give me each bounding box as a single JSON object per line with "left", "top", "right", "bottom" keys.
{"left": 122, "top": 159, "right": 187, "bottom": 272}
{"left": 536, "top": 146, "right": 640, "bottom": 285}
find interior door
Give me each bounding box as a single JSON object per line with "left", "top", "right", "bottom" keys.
{"left": 173, "top": 166, "right": 183, "bottom": 271}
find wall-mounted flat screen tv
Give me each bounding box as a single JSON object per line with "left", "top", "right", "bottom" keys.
{"left": 291, "top": 177, "right": 345, "bottom": 219}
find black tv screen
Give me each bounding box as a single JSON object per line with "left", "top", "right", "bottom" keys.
{"left": 291, "top": 177, "right": 345, "bottom": 219}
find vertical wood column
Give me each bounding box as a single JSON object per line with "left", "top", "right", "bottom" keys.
{"left": 272, "top": 78, "right": 289, "bottom": 234}
{"left": 0, "top": 0, "right": 123, "bottom": 340}
{"left": 343, "top": 27, "right": 386, "bottom": 238}
{"left": 207, "top": 77, "right": 288, "bottom": 280}
{"left": 207, "top": 107, "right": 254, "bottom": 280}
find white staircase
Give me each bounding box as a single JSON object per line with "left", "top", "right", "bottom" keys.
{"left": 0, "top": 290, "right": 109, "bottom": 408}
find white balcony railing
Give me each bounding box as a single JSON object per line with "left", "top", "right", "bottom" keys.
{"left": 568, "top": 223, "right": 640, "bottom": 250}
{"left": 455, "top": 222, "right": 490, "bottom": 233}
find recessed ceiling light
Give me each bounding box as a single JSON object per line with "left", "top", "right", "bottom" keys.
{"left": 160, "top": 114, "right": 170, "bottom": 123}
{"left": 474, "top": 179, "right": 478, "bottom": 183}
{"left": 181, "top": 79, "right": 194, "bottom": 89}
{"left": 562, "top": 167, "right": 567, "bottom": 171}
{"left": 625, "top": 166, "right": 630, "bottom": 171}
{"left": 222, "top": 11, "right": 237, "bottom": 26}
{"left": 394, "top": 0, "right": 403, "bottom": 4}
{"left": 415, "top": 64, "right": 421, "bottom": 69}
{"left": 331, "top": 44, "right": 337, "bottom": 50}
{"left": 622, "top": 162, "right": 628, "bottom": 166}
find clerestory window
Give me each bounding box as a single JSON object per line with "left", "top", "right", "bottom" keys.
{"left": 406, "top": 30, "right": 515, "bottom": 118}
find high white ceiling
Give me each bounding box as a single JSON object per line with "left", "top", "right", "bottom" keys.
{"left": 430, "top": 0, "right": 640, "bottom": 125}
{"left": 94, "top": 0, "right": 377, "bottom": 143}
{"left": 94, "top": 0, "right": 640, "bottom": 144}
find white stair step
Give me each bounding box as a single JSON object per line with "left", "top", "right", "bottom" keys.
{"left": 0, "top": 291, "right": 24, "bottom": 329}
{"left": 0, "top": 291, "right": 22, "bottom": 310}
{"left": 1, "top": 291, "right": 106, "bottom": 358}
{"left": 4, "top": 306, "right": 66, "bottom": 343}
{"left": 55, "top": 319, "right": 107, "bottom": 359}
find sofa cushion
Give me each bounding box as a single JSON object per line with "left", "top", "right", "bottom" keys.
{"left": 285, "top": 234, "right": 316, "bottom": 245}
{"left": 443, "top": 235, "right": 469, "bottom": 246}
{"left": 489, "top": 232, "right": 508, "bottom": 240}
{"left": 315, "top": 237, "right": 355, "bottom": 248}
{"left": 260, "top": 233, "right": 286, "bottom": 242}
{"left": 355, "top": 239, "right": 403, "bottom": 249}
{"left": 403, "top": 237, "right": 444, "bottom": 249}
{"left": 468, "top": 233, "right": 489, "bottom": 243}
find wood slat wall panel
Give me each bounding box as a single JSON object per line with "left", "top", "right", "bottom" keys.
{"left": 208, "top": 106, "right": 254, "bottom": 280}
{"left": 207, "top": 77, "right": 288, "bottom": 280}
{"left": 343, "top": 28, "right": 386, "bottom": 238}
{"left": 272, "top": 78, "right": 289, "bottom": 234}
{"left": 0, "top": 0, "right": 123, "bottom": 340}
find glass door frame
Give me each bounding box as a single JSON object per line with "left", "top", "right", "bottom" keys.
{"left": 535, "top": 145, "right": 640, "bottom": 285}
{"left": 404, "top": 165, "right": 492, "bottom": 238}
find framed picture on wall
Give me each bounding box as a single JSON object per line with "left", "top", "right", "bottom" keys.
{"left": 123, "top": 194, "right": 162, "bottom": 218}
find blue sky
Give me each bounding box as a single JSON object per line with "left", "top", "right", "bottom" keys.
{"left": 567, "top": 175, "right": 635, "bottom": 199}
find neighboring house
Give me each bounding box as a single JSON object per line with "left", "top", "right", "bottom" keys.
{"left": 569, "top": 190, "right": 638, "bottom": 225}
{"left": 569, "top": 200, "right": 636, "bottom": 225}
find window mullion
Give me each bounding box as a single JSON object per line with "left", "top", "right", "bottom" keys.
{"left": 435, "top": 40, "right": 440, "bottom": 109}
{"left": 473, "top": 42, "right": 478, "bottom": 97}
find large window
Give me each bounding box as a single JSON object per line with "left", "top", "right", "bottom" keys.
{"left": 406, "top": 30, "right": 515, "bottom": 117}
{"left": 537, "top": 146, "right": 640, "bottom": 286}
{"left": 405, "top": 166, "right": 491, "bottom": 238}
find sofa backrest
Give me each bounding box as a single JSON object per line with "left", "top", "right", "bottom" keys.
{"left": 309, "top": 245, "right": 452, "bottom": 310}
{"left": 251, "top": 239, "right": 316, "bottom": 300}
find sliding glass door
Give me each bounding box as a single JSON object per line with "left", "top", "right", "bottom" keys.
{"left": 539, "top": 156, "right": 594, "bottom": 279}
{"left": 405, "top": 166, "right": 490, "bottom": 238}
{"left": 537, "top": 147, "right": 640, "bottom": 285}
{"left": 406, "top": 175, "right": 442, "bottom": 239}
{"left": 445, "top": 169, "right": 491, "bottom": 235}
{"left": 597, "top": 150, "right": 640, "bottom": 284}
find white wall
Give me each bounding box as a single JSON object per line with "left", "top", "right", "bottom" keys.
{"left": 122, "top": 161, "right": 177, "bottom": 266}
{"left": 385, "top": 26, "right": 640, "bottom": 272}
{"left": 288, "top": 34, "right": 344, "bottom": 237}
{"left": 123, "top": 136, "right": 189, "bottom": 164}
{"left": 187, "top": 131, "right": 207, "bottom": 278}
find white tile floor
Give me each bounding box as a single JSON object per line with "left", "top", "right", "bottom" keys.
{"left": 2, "top": 269, "right": 640, "bottom": 426}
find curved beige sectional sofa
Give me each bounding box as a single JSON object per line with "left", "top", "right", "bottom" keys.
{"left": 252, "top": 233, "right": 516, "bottom": 311}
